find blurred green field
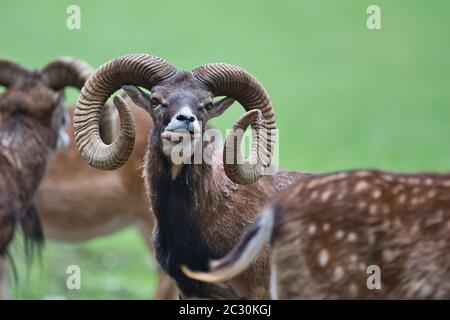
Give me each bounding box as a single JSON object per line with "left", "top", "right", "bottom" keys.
{"left": 1, "top": 0, "right": 450, "bottom": 299}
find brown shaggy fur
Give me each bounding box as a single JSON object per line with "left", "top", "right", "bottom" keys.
{"left": 0, "top": 77, "right": 64, "bottom": 255}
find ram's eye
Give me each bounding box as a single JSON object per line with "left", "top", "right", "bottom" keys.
{"left": 150, "top": 97, "right": 160, "bottom": 106}
{"left": 204, "top": 102, "right": 213, "bottom": 111}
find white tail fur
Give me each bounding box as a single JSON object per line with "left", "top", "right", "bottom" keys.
{"left": 181, "top": 206, "right": 276, "bottom": 282}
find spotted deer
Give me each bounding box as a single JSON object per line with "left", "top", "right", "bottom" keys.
{"left": 183, "top": 170, "right": 450, "bottom": 299}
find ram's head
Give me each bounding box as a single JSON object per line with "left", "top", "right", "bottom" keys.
{"left": 0, "top": 58, "right": 94, "bottom": 149}
{"left": 74, "top": 54, "right": 276, "bottom": 184}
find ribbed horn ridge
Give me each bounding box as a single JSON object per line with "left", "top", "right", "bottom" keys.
{"left": 73, "top": 54, "right": 177, "bottom": 170}
{"left": 192, "top": 63, "right": 275, "bottom": 184}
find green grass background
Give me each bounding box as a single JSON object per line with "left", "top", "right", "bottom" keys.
{"left": 1, "top": 0, "right": 449, "bottom": 299}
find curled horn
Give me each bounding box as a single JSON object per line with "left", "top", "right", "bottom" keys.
{"left": 42, "top": 57, "right": 118, "bottom": 143}
{"left": 74, "top": 54, "right": 177, "bottom": 170}
{"left": 40, "top": 57, "right": 94, "bottom": 91}
{"left": 192, "top": 64, "right": 275, "bottom": 184}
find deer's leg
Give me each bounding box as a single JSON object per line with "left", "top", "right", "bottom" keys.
{"left": 152, "top": 268, "right": 179, "bottom": 300}
{"left": 136, "top": 218, "right": 179, "bottom": 300}
{"left": 0, "top": 255, "right": 6, "bottom": 300}
{"left": 0, "top": 216, "right": 15, "bottom": 300}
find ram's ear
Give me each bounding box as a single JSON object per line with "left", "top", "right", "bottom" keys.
{"left": 52, "top": 90, "right": 65, "bottom": 108}
{"left": 122, "top": 85, "right": 152, "bottom": 111}
{"left": 209, "top": 97, "right": 235, "bottom": 119}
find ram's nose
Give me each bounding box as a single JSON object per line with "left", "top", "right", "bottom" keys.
{"left": 176, "top": 113, "right": 196, "bottom": 123}
{"left": 166, "top": 107, "right": 199, "bottom": 132}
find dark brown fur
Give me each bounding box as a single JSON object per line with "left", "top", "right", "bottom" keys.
{"left": 0, "top": 77, "right": 64, "bottom": 254}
